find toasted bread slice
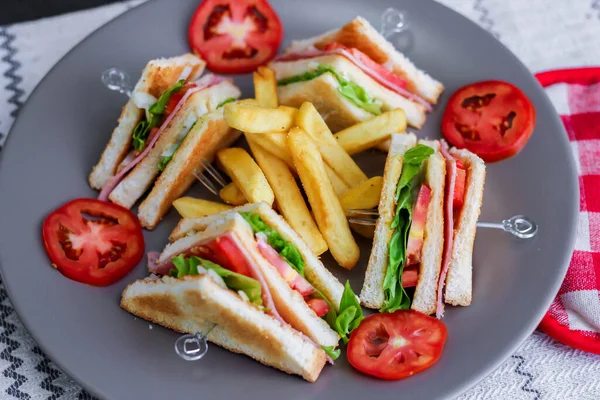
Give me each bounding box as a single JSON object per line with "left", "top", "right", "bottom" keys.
{"left": 109, "top": 81, "right": 240, "bottom": 209}
{"left": 360, "top": 133, "right": 417, "bottom": 309}
{"left": 137, "top": 106, "right": 241, "bottom": 230}
{"left": 444, "top": 148, "right": 485, "bottom": 306}
{"left": 158, "top": 214, "right": 340, "bottom": 348}
{"left": 170, "top": 202, "right": 346, "bottom": 311}
{"left": 285, "top": 16, "right": 444, "bottom": 104}
{"left": 411, "top": 140, "right": 445, "bottom": 315}
{"left": 121, "top": 274, "right": 326, "bottom": 382}
{"left": 89, "top": 54, "right": 205, "bottom": 190}
{"left": 270, "top": 54, "right": 426, "bottom": 129}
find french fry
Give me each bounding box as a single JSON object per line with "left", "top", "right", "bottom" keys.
{"left": 334, "top": 109, "right": 408, "bottom": 155}
{"left": 247, "top": 135, "right": 328, "bottom": 255}
{"left": 325, "top": 166, "right": 350, "bottom": 196}
{"left": 288, "top": 127, "right": 360, "bottom": 269}
{"left": 339, "top": 176, "right": 383, "bottom": 212}
{"left": 224, "top": 103, "right": 297, "bottom": 133}
{"left": 236, "top": 98, "right": 260, "bottom": 107}
{"left": 296, "top": 102, "right": 368, "bottom": 188}
{"left": 248, "top": 132, "right": 349, "bottom": 195}
{"left": 339, "top": 176, "right": 383, "bottom": 239}
{"left": 253, "top": 67, "right": 278, "bottom": 108}
{"left": 219, "top": 182, "right": 247, "bottom": 206}
{"left": 249, "top": 132, "right": 296, "bottom": 170}
{"left": 216, "top": 148, "right": 275, "bottom": 206}
{"left": 173, "top": 197, "right": 232, "bottom": 219}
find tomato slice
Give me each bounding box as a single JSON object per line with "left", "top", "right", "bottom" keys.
{"left": 42, "top": 198, "right": 144, "bottom": 286}
{"left": 348, "top": 310, "right": 448, "bottom": 380}
{"left": 453, "top": 163, "right": 466, "bottom": 210}
{"left": 324, "top": 42, "right": 408, "bottom": 89}
{"left": 306, "top": 298, "right": 331, "bottom": 318}
{"left": 206, "top": 235, "right": 254, "bottom": 277}
{"left": 406, "top": 185, "right": 431, "bottom": 266}
{"left": 188, "top": 0, "right": 283, "bottom": 74}
{"left": 401, "top": 266, "right": 418, "bottom": 288}
{"left": 164, "top": 84, "right": 197, "bottom": 116}
{"left": 441, "top": 80, "right": 536, "bottom": 162}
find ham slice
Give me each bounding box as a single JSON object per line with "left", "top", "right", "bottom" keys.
{"left": 255, "top": 233, "right": 316, "bottom": 297}
{"left": 436, "top": 142, "right": 456, "bottom": 318}
{"left": 274, "top": 49, "right": 432, "bottom": 111}
{"left": 98, "top": 74, "right": 227, "bottom": 201}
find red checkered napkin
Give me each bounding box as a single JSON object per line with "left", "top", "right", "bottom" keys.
{"left": 536, "top": 67, "right": 600, "bottom": 354}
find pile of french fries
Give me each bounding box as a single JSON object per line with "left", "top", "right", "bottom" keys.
{"left": 173, "top": 67, "right": 407, "bottom": 270}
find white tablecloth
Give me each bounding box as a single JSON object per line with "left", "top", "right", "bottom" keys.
{"left": 1, "top": 0, "right": 599, "bottom": 398}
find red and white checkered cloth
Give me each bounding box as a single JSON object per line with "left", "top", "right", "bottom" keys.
{"left": 537, "top": 67, "right": 600, "bottom": 354}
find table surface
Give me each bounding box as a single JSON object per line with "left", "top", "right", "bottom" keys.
{"left": 1, "top": 0, "right": 121, "bottom": 25}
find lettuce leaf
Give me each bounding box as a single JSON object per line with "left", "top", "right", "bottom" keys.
{"left": 132, "top": 79, "right": 184, "bottom": 151}
{"left": 322, "top": 345, "right": 341, "bottom": 360}
{"left": 157, "top": 152, "right": 174, "bottom": 171}
{"left": 157, "top": 121, "right": 198, "bottom": 171}
{"left": 240, "top": 213, "right": 364, "bottom": 341}
{"left": 335, "top": 281, "right": 364, "bottom": 343}
{"left": 240, "top": 212, "right": 305, "bottom": 276}
{"left": 170, "top": 254, "right": 262, "bottom": 306}
{"left": 381, "top": 144, "right": 434, "bottom": 313}
{"left": 277, "top": 65, "right": 382, "bottom": 115}
{"left": 217, "top": 97, "right": 236, "bottom": 108}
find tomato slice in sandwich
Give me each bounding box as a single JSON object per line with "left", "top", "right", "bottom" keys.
{"left": 42, "top": 198, "right": 145, "bottom": 286}
{"left": 164, "top": 83, "right": 197, "bottom": 116}
{"left": 348, "top": 310, "right": 447, "bottom": 380}
{"left": 188, "top": 0, "right": 283, "bottom": 74}
{"left": 405, "top": 185, "right": 431, "bottom": 266}
{"left": 206, "top": 235, "right": 254, "bottom": 277}
{"left": 453, "top": 161, "right": 467, "bottom": 210}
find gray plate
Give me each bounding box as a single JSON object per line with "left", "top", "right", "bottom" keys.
{"left": 0, "top": 0, "right": 578, "bottom": 399}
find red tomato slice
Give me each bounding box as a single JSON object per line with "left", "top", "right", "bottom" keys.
{"left": 402, "top": 266, "right": 418, "bottom": 288}
{"left": 442, "top": 80, "right": 536, "bottom": 162}
{"left": 42, "top": 198, "right": 144, "bottom": 286}
{"left": 324, "top": 42, "right": 408, "bottom": 89}
{"left": 348, "top": 310, "right": 448, "bottom": 380}
{"left": 188, "top": 0, "right": 283, "bottom": 74}
{"left": 406, "top": 185, "right": 431, "bottom": 266}
{"left": 453, "top": 163, "right": 466, "bottom": 210}
{"left": 306, "top": 298, "right": 331, "bottom": 317}
{"left": 206, "top": 235, "right": 253, "bottom": 277}
{"left": 164, "top": 84, "right": 197, "bottom": 116}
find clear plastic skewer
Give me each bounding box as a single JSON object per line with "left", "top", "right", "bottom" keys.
{"left": 101, "top": 67, "right": 133, "bottom": 97}
{"left": 347, "top": 210, "right": 538, "bottom": 239}
{"left": 380, "top": 8, "right": 407, "bottom": 38}
{"left": 174, "top": 322, "right": 217, "bottom": 361}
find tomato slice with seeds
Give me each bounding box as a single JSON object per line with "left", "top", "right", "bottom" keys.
{"left": 348, "top": 310, "right": 447, "bottom": 380}
{"left": 441, "top": 80, "right": 536, "bottom": 162}
{"left": 188, "top": 0, "right": 283, "bottom": 74}
{"left": 42, "top": 198, "right": 144, "bottom": 287}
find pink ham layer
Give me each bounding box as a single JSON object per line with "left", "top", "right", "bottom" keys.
{"left": 274, "top": 49, "right": 431, "bottom": 111}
